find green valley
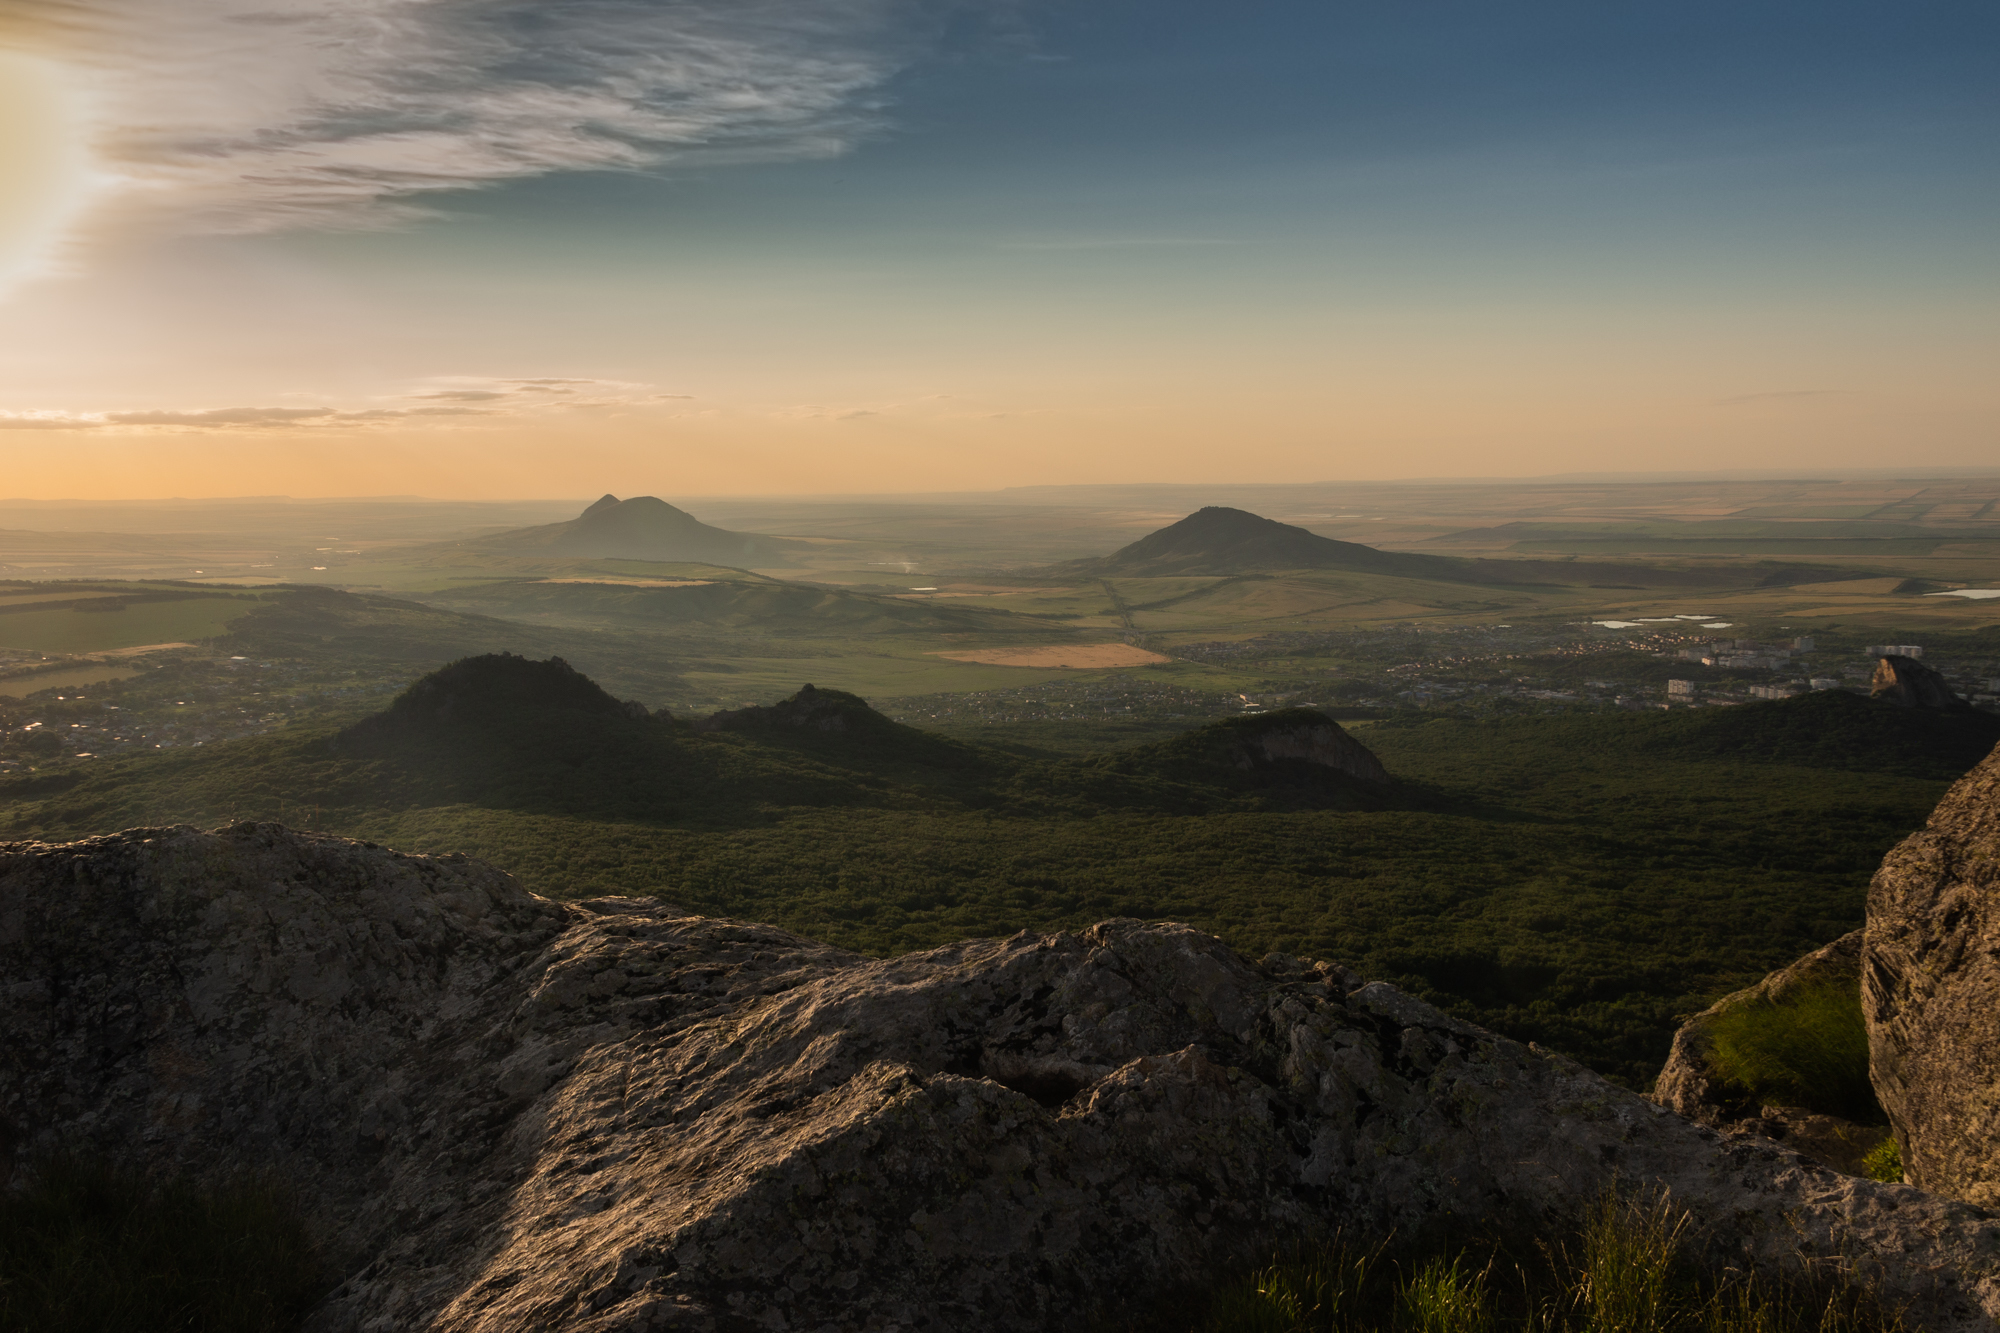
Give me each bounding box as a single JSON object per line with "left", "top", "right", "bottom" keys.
{"left": 3, "top": 653, "right": 1990, "bottom": 1089}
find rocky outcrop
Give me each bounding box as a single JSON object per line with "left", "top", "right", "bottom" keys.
{"left": 1655, "top": 931, "right": 1862, "bottom": 1125}
{"left": 1233, "top": 714, "right": 1390, "bottom": 783}
{"left": 1866, "top": 738, "right": 2000, "bottom": 1205}
{"left": 694, "top": 682, "right": 876, "bottom": 735}
{"left": 7, "top": 825, "right": 2000, "bottom": 1332}
{"left": 1872, "top": 655, "right": 1965, "bottom": 709}
{"left": 1653, "top": 931, "right": 1889, "bottom": 1175}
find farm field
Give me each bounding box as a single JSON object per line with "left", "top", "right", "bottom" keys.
{"left": 0, "top": 586, "right": 266, "bottom": 653}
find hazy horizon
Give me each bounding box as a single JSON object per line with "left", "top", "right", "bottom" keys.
{"left": 6, "top": 465, "right": 2000, "bottom": 510}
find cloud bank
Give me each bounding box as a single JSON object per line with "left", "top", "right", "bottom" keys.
{"left": 9, "top": 0, "right": 942, "bottom": 235}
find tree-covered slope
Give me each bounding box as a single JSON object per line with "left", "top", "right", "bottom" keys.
{"left": 3, "top": 666, "right": 1991, "bottom": 1087}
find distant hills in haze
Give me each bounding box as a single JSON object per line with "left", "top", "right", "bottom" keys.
{"left": 1054, "top": 505, "right": 1800, "bottom": 589}
{"left": 465, "top": 494, "right": 802, "bottom": 566}
{"left": 1054, "top": 506, "right": 1462, "bottom": 579}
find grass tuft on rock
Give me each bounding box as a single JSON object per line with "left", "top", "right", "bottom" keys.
{"left": 1862, "top": 1137, "right": 1903, "bottom": 1185}
{"left": 0, "top": 1154, "right": 326, "bottom": 1333}
{"left": 1703, "top": 976, "right": 1882, "bottom": 1123}
{"left": 1124, "top": 1190, "right": 1901, "bottom": 1333}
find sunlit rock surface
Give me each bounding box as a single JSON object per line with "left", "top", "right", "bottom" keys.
{"left": 4, "top": 824, "right": 1999, "bottom": 1333}
{"left": 1867, "top": 739, "right": 2000, "bottom": 1206}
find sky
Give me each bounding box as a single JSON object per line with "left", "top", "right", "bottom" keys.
{"left": 0, "top": 0, "right": 1994, "bottom": 498}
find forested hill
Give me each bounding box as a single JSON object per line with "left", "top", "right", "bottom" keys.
{"left": 3, "top": 657, "right": 1995, "bottom": 1087}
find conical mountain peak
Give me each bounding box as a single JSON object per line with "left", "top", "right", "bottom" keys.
{"left": 467, "top": 493, "right": 799, "bottom": 564}
{"left": 1054, "top": 506, "right": 1457, "bottom": 578}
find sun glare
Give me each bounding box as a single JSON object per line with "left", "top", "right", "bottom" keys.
{"left": 0, "top": 49, "right": 88, "bottom": 293}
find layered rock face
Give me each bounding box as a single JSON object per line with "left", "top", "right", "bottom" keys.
{"left": 1871, "top": 654, "right": 1965, "bottom": 709}
{"left": 1866, "top": 740, "right": 2000, "bottom": 1205}
{"left": 6, "top": 826, "right": 2000, "bottom": 1333}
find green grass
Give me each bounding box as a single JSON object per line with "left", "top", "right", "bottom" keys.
{"left": 1136, "top": 1192, "right": 1899, "bottom": 1333}
{"left": 1704, "top": 977, "right": 1881, "bottom": 1123}
{"left": 0, "top": 1155, "right": 325, "bottom": 1333}
{"left": 0, "top": 595, "right": 261, "bottom": 653}
{"left": 1861, "top": 1138, "right": 1903, "bottom": 1184}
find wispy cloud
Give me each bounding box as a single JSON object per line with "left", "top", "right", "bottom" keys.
{"left": 105, "top": 407, "right": 341, "bottom": 426}
{"left": 0, "top": 404, "right": 489, "bottom": 430}
{"left": 997, "top": 237, "right": 1240, "bottom": 252}
{"left": 10, "top": 0, "right": 944, "bottom": 236}
{"left": 0, "top": 374, "right": 669, "bottom": 430}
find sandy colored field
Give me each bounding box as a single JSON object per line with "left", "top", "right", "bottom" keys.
{"left": 536, "top": 579, "right": 715, "bottom": 588}
{"left": 96, "top": 642, "right": 197, "bottom": 658}
{"left": 934, "top": 644, "right": 1172, "bottom": 668}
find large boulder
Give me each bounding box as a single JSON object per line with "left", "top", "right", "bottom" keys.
{"left": 1866, "top": 739, "right": 2000, "bottom": 1205}
{"left": 1653, "top": 931, "right": 1889, "bottom": 1176}
{"left": 5, "top": 825, "right": 2000, "bottom": 1333}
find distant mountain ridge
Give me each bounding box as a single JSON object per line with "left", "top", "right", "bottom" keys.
{"left": 1052, "top": 506, "right": 1459, "bottom": 578}
{"left": 466, "top": 494, "right": 800, "bottom": 565}
{"left": 1053, "top": 505, "right": 1778, "bottom": 588}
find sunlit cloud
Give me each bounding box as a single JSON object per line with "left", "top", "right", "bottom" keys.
{"left": 106, "top": 407, "right": 340, "bottom": 426}
{"left": 0, "top": 373, "right": 673, "bottom": 430}
{"left": 3, "top": 0, "right": 944, "bottom": 239}
{"left": 0, "top": 404, "right": 494, "bottom": 430}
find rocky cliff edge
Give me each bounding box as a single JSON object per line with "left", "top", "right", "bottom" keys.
{"left": 1867, "top": 737, "right": 2000, "bottom": 1206}
{"left": 4, "top": 825, "right": 1999, "bottom": 1332}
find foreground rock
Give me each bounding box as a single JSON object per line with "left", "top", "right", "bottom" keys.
{"left": 1653, "top": 932, "right": 1889, "bottom": 1176}
{"left": 5, "top": 826, "right": 2000, "bottom": 1332}
{"left": 1867, "top": 739, "right": 2000, "bottom": 1205}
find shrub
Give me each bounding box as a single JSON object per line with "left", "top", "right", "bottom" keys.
{"left": 1861, "top": 1137, "right": 1903, "bottom": 1184}
{"left": 0, "top": 1154, "right": 326, "bottom": 1333}
{"left": 1704, "top": 977, "right": 1883, "bottom": 1124}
